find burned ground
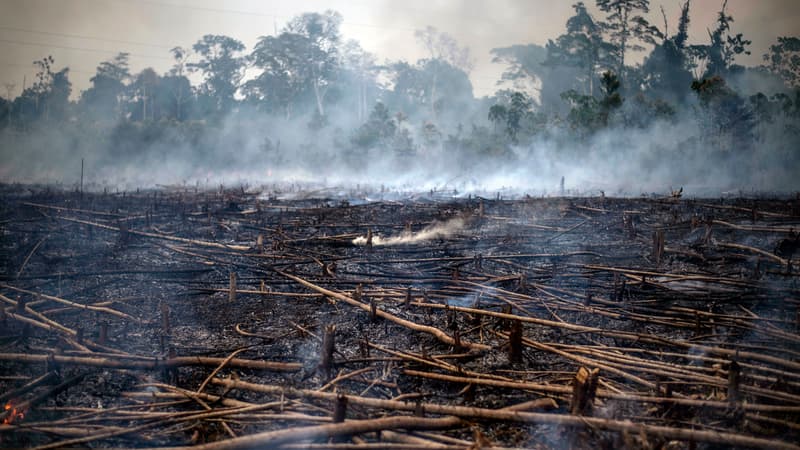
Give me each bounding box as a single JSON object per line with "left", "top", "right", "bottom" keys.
{"left": 0, "top": 184, "right": 799, "bottom": 449}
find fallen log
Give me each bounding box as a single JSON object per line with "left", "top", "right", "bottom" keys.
{"left": 277, "top": 271, "right": 491, "bottom": 351}
{"left": 212, "top": 377, "right": 800, "bottom": 450}
{"left": 1, "top": 285, "right": 139, "bottom": 323}
{"left": 0, "top": 353, "right": 301, "bottom": 372}
{"left": 54, "top": 216, "right": 250, "bottom": 251}
{"left": 155, "top": 416, "right": 464, "bottom": 450}
{"left": 411, "top": 301, "right": 800, "bottom": 372}
{"left": 401, "top": 368, "right": 800, "bottom": 412}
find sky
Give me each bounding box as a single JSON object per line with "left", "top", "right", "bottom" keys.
{"left": 1, "top": 0, "right": 799, "bottom": 99}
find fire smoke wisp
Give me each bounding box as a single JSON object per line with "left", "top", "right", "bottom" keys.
{"left": 353, "top": 217, "right": 467, "bottom": 246}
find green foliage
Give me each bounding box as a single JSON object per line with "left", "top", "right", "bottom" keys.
{"left": 748, "top": 91, "right": 800, "bottom": 143}
{"left": 159, "top": 74, "right": 193, "bottom": 121}
{"left": 247, "top": 33, "right": 314, "bottom": 117}
{"left": 674, "top": 0, "right": 691, "bottom": 48}
{"left": 491, "top": 43, "right": 574, "bottom": 113}
{"left": 506, "top": 92, "right": 533, "bottom": 142}
{"left": 188, "top": 35, "right": 246, "bottom": 115}
{"left": 414, "top": 26, "right": 473, "bottom": 72}
{"left": 625, "top": 93, "right": 676, "bottom": 128}
{"left": 691, "top": 76, "right": 755, "bottom": 150}
{"left": 545, "top": 2, "right": 615, "bottom": 95}
{"left": 640, "top": 1, "right": 693, "bottom": 103}
{"left": 488, "top": 104, "right": 507, "bottom": 133}
{"left": 561, "top": 71, "right": 623, "bottom": 135}
{"left": 444, "top": 124, "right": 516, "bottom": 168}
{"left": 386, "top": 58, "right": 473, "bottom": 119}
{"left": 351, "top": 102, "right": 397, "bottom": 148}
{"left": 247, "top": 11, "right": 342, "bottom": 119}
{"left": 0, "top": 97, "right": 9, "bottom": 125}
{"left": 764, "top": 37, "right": 800, "bottom": 88}
{"left": 286, "top": 11, "right": 343, "bottom": 119}
{"left": 487, "top": 91, "right": 541, "bottom": 143}
{"left": 26, "top": 55, "right": 72, "bottom": 122}
{"left": 596, "top": 0, "right": 662, "bottom": 77}
{"left": 491, "top": 43, "right": 548, "bottom": 86}
{"left": 599, "top": 71, "right": 622, "bottom": 109}
{"left": 80, "top": 53, "right": 130, "bottom": 121}
{"left": 691, "top": 0, "right": 751, "bottom": 78}
{"left": 95, "top": 52, "right": 131, "bottom": 81}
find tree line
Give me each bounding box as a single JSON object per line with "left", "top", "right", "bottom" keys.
{"left": 0, "top": 1, "right": 798, "bottom": 172}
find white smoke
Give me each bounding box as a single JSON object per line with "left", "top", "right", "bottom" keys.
{"left": 352, "top": 217, "right": 466, "bottom": 246}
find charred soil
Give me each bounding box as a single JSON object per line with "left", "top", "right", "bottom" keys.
{"left": 0, "top": 185, "right": 799, "bottom": 449}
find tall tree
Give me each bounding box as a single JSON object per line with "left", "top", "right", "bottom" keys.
{"left": 166, "top": 46, "right": 192, "bottom": 121}
{"left": 247, "top": 32, "right": 307, "bottom": 117}
{"left": 640, "top": 0, "right": 693, "bottom": 103}
{"left": 29, "top": 56, "right": 72, "bottom": 121}
{"left": 488, "top": 103, "right": 507, "bottom": 134}
{"left": 248, "top": 11, "right": 342, "bottom": 119}
{"left": 493, "top": 4, "right": 615, "bottom": 113}
{"left": 596, "top": 0, "right": 661, "bottom": 78}
{"left": 31, "top": 55, "right": 54, "bottom": 120}
{"left": 546, "top": 2, "right": 615, "bottom": 95}
{"left": 0, "top": 96, "right": 9, "bottom": 130}
{"left": 47, "top": 67, "right": 72, "bottom": 122}
{"left": 188, "top": 35, "right": 246, "bottom": 115}
{"left": 351, "top": 102, "right": 397, "bottom": 148}
{"left": 341, "top": 39, "right": 378, "bottom": 122}
{"left": 80, "top": 52, "right": 130, "bottom": 121}
{"left": 504, "top": 91, "right": 533, "bottom": 143}
{"left": 560, "top": 71, "right": 623, "bottom": 136}
{"left": 414, "top": 26, "right": 473, "bottom": 121}
{"left": 385, "top": 58, "right": 473, "bottom": 120}
{"left": 286, "top": 10, "right": 343, "bottom": 119}
{"left": 693, "top": 0, "right": 751, "bottom": 78}
{"left": 491, "top": 43, "right": 548, "bottom": 92}
{"left": 131, "top": 68, "right": 159, "bottom": 121}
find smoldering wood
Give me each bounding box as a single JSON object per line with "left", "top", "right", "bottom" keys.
{"left": 228, "top": 272, "right": 237, "bottom": 303}
{"left": 319, "top": 324, "right": 336, "bottom": 379}
{"left": 0, "top": 186, "right": 799, "bottom": 449}
{"left": 507, "top": 319, "right": 523, "bottom": 363}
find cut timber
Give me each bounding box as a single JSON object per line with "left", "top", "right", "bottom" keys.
{"left": 652, "top": 230, "right": 665, "bottom": 265}
{"left": 570, "top": 367, "right": 599, "bottom": 416}
{"left": 229, "top": 272, "right": 237, "bottom": 303}
{"left": 728, "top": 360, "right": 741, "bottom": 405}
{"left": 212, "top": 377, "right": 800, "bottom": 450}
{"left": 54, "top": 216, "right": 250, "bottom": 251}
{"left": 0, "top": 353, "right": 301, "bottom": 372}
{"left": 1, "top": 285, "right": 139, "bottom": 323}
{"left": 508, "top": 320, "right": 523, "bottom": 363}
{"left": 278, "top": 271, "right": 490, "bottom": 351}
{"left": 154, "top": 416, "right": 463, "bottom": 450}
{"left": 319, "top": 324, "right": 336, "bottom": 379}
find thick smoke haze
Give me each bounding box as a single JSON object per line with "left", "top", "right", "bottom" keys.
{"left": 2, "top": 106, "right": 795, "bottom": 196}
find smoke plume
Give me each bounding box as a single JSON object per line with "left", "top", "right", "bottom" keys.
{"left": 353, "top": 217, "right": 466, "bottom": 246}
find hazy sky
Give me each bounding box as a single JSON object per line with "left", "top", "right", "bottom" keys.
{"left": 1, "top": 0, "right": 798, "bottom": 99}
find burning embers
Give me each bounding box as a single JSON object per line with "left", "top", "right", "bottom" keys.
{"left": 2, "top": 402, "right": 25, "bottom": 425}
